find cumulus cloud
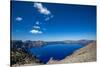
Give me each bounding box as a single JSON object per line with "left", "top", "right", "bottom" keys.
{"left": 16, "top": 17, "right": 23, "bottom": 21}
{"left": 30, "top": 29, "right": 42, "bottom": 34}
{"left": 30, "top": 2, "right": 54, "bottom": 34}
{"left": 34, "top": 2, "right": 54, "bottom": 22}
{"left": 34, "top": 2, "right": 51, "bottom": 15}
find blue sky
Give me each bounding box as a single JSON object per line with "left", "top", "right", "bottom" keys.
{"left": 11, "top": 1, "right": 96, "bottom": 41}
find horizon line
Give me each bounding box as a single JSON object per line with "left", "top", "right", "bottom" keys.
{"left": 11, "top": 39, "right": 96, "bottom": 42}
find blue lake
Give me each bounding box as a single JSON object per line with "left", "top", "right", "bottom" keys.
{"left": 28, "top": 43, "right": 84, "bottom": 63}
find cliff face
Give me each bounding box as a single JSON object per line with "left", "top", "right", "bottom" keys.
{"left": 47, "top": 42, "right": 96, "bottom": 64}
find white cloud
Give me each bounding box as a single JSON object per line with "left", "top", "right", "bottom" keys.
{"left": 36, "top": 21, "right": 40, "bottom": 25}
{"left": 34, "top": 2, "right": 51, "bottom": 15}
{"left": 33, "top": 25, "right": 40, "bottom": 29}
{"left": 30, "top": 29, "right": 42, "bottom": 34}
{"left": 45, "top": 17, "right": 50, "bottom": 21}
{"left": 31, "top": 2, "right": 54, "bottom": 34}
{"left": 34, "top": 2, "right": 54, "bottom": 22}
{"left": 16, "top": 17, "right": 23, "bottom": 21}
{"left": 45, "top": 15, "right": 54, "bottom": 21}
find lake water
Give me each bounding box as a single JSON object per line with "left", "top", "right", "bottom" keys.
{"left": 28, "top": 43, "right": 84, "bottom": 63}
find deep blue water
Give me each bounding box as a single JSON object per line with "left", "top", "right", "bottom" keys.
{"left": 28, "top": 43, "right": 84, "bottom": 63}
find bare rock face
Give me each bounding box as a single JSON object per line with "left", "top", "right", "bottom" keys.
{"left": 47, "top": 42, "right": 96, "bottom": 64}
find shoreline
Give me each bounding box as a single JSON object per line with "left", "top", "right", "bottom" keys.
{"left": 47, "top": 42, "right": 96, "bottom": 64}
{"left": 11, "top": 41, "right": 96, "bottom": 67}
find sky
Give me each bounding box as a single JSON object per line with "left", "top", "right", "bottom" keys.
{"left": 11, "top": 1, "right": 96, "bottom": 41}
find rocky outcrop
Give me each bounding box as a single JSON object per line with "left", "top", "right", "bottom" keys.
{"left": 11, "top": 40, "right": 44, "bottom": 67}
{"left": 47, "top": 42, "right": 96, "bottom": 64}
